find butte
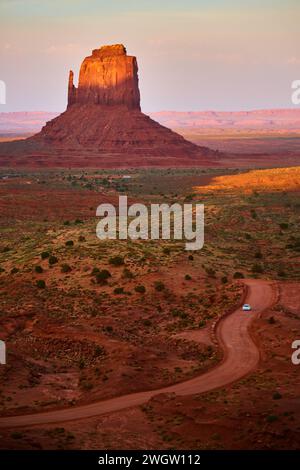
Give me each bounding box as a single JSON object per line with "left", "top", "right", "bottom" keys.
{"left": 0, "top": 44, "right": 217, "bottom": 168}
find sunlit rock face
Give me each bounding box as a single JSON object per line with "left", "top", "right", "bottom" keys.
{"left": 68, "top": 44, "right": 140, "bottom": 110}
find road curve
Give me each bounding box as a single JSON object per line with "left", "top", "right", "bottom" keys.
{"left": 0, "top": 279, "right": 276, "bottom": 428}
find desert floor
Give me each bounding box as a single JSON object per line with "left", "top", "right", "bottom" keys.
{"left": 0, "top": 166, "right": 299, "bottom": 449}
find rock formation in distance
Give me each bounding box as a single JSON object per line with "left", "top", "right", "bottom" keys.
{"left": 0, "top": 44, "right": 217, "bottom": 168}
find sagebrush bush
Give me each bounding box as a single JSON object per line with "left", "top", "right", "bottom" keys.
{"left": 96, "top": 269, "right": 111, "bottom": 284}
{"left": 49, "top": 255, "right": 58, "bottom": 265}
{"left": 36, "top": 279, "right": 46, "bottom": 289}
{"left": 61, "top": 263, "right": 72, "bottom": 273}
{"left": 135, "top": 285, "right": 146, "bottom": 294}
{"left": 109, "top": 255, "right": 124, "bottom": 266}
{"left": 154, "top": 281, "right": 165, "bottom": 291}
{"left": 233, "top": 272, "right": 244, "bottom": 279}
{"left": 114, "top": 287, "right": 124, "bottom": 294}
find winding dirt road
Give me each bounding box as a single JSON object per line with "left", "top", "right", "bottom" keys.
{"left": 0, "top": 279, "right": 276, "bottom": 428}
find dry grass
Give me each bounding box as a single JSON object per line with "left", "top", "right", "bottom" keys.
{"left": 195, "top": 166, "right": 300, "bottom": 193}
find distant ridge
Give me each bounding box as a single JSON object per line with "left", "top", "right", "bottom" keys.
{"left": 1, "top": 109, "right": 300, "bottom": 134}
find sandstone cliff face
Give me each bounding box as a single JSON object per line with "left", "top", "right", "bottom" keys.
{"left": 68, "top": 44, "right": 140, "bottom": 110}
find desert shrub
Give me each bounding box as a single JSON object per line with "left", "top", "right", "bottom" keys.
{"left": 185, "top": 274, "right": 192, "bottom": 281}
{"left": 255, "top": 251, "right": 263, "bottom": 259}
{"left": 36, "top": 279, "right": 46, "bottom": 289}
{"left": 41, "top": 251, "right": 50, "bottom": 259}
{"left": 188, "top": 254, "right": 194, "bottom": 260}
{"left": 143, "top": 319, "right": 152, "bottom": 327}
{"left": 94, "top": 345, "right": 104, "bottom": 357}
{"left": 251, "top": 209, "right": 257, "bottom": 219}
{"left": 185, "top": 193, "right": 195, "bottom": 202}
{"left": 96, "top": 269, "right": 111, "bottom": 284}
{"left": 199, "top": 319, "right": 206, "bottom": 328}
{"left": 293, "top": 238, "right": 300, "bottom": 247}
{"left": 81, "top": 380, "right": 93, "bottom": 391}
{"left": 266, "top": 414, "right": 278, "bottom": 423}
{"left": 233, "top": 272, "right": 244, "bottom": 279}
{"left": 61, "top": 263, "right": 72, "bottom": 273}
{"left": 114, "top": 287, "right": 124, "bottom": 294}
{"left": 11, "top": 267, "right": 19, "bottom": 274}
{"left": 104, "top": 326, "right": 113, "bottom": 333}
{"left": 268, "top": 316, "right": 276, "bottom": 324}
{"left": 287, "top": 239, "right": 300, "bottom": 252}
{"left": 65, "top": 240, "right": 74, "bottom": 247}
{"left": 205, "top": 267, "right": 216, "bottom": 277}
{"left": 49, "top": 255, "right": 58, "bottom": 265}
{"left": 109, "top": 255, "right": 124, "bottom": 266}
{"left": 163, "top": 247, "right": 170, "bottom": 255}
{"left": 78, "top": 358, "right": 85, "bottom": 369}
{"left": 171, "top": 309, "right": 187, "bottom": 319}
{"left": 35, "top": 265, "right": 43, "bottom": 273}
{"left": 279, "top": 222, "right": 289, "bottom": 230}
{"left": 278, "top": 270, "right": 286, "bottom": 277}
{"left": 91, "top": 267, "right": 100, "bottom": 275}
{"left": 221, "top": 276, "right": 228, "bottom": 284}
{"left": 272, "top": 391, "right": 282, "bottom": 400}
{"left": 154, "top": 281, "right": 165, "bottom": 291}
{"left": 135, "top": 285, "right": 146, "bottom": 294}
{"left": 78, "top": 235, "right": 86, "bottom": 242}
{"left": 245, "top": 233, "right": 251, "bottom": 240}
{"left": 63, "top": 220, "right": 70, "bottom": 226}
{"left": 122, "top": 268, "right": 134, "bottom": 279}
{"left": 75, "top": 219, "right": 83, "bottom": 224}
{"left": 252, "top": 263, "right": 264, "bottom": 274}
{"left": 11, "top": 432, "right": 23, "bottom": 440}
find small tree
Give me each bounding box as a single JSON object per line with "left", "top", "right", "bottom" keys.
{"left": 96, "top": 269, "right": 111, "bottom": 284}
{"left": 135, "top": 285, "right": 146, "bottom": 294}
{"left": 114, "top": 287, "right": 124, "bottom": 294}
{"left": 154, "top": 281, "right": 165, "bottom": 291}
{"left": 109, "top": 255, "right": 124, "bottom": 266}
{"left": 122, "top": 268, "right": 134, "bottom": 279}
{"left": 36, "top": 279, "right": 46, "bottom": 289}
{"left": 61, "top": 264, "right": 71, "bottom": 273}
{"left": 233, "top": 272, "right": 244, "bottom": 279}
{"left": 252, "top": 263, "right": 264, "bottom": 274}
{"left": 49, "top": 255, "right": 58, "bottom": 265}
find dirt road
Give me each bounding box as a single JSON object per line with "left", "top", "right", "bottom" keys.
{"left": 0, "top": 279, "right": 276, "bottom": 428}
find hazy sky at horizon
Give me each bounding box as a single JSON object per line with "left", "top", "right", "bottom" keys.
{"left": 0, "top": 0, "right": 299, "bottom": 112}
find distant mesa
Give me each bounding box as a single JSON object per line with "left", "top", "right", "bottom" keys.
{"left": 0, "top": 44, "right": 216, "bottom": 168}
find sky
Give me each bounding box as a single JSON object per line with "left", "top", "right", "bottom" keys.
{"left": 0, "top": 0, "right": 299, "bottom": 112}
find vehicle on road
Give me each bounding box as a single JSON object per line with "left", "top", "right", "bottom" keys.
{"left": 242, "top": 304, "right": 252, "bottom": 311}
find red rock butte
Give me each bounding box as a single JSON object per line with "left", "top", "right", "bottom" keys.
{"left": 0, "top": 44, "right": 217, "bottom": 168}
{"left": 68, "top": 44, "right": 140, "bottom": 110}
